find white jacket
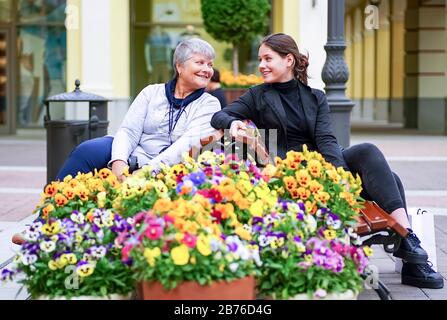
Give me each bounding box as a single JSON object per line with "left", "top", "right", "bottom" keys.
{"left": 110, "top": 83, "right": 221, "bottom": 169}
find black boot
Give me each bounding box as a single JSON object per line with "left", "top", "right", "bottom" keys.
{"left": 402, "top": 261, "right": 444, "bottom": 289}
{"left": 393, "top": 229, "right": 428, "bottom": 264}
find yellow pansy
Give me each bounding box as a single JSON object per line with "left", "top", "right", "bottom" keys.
{"left": 235, "top": 226, "right": 252, "bottom": 241}
{"left": 196, "top": 235, "right": 211, "bottom": 256}
{"left": 97, "top": 191, "right": 107, "bottom": 208}
{"left": 323, "top": 229, "right": 337, "bottom": 241}
{"left": 60, "top": 253, "right": 77, "bottom": 265}
{"left": 48, "top": 260, "right": 59, "bottom": 270}
{"left": 42, "top": 221, "right": 61, "bottom": 236}
{"left": 236, "top": 180, "right": 253, "bottom": 195}
{"left": 76, "top": 263, "right": 95, "bottom": 278}
{"left": 144, "top": 247, "right": 161, "bottom": 267}
{"left": 171, "top": 244, "right": 190, "bottom": 265}
{"left": 363, "top": 246, "right": 374, "bottom": 257}
{"left": 295, "top": 170, "right": 310, "bottom": 188}
{"left": 249, "top": 199, "right": 264, "bottom": 217}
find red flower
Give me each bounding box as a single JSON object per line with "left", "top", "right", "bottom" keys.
{"left": 211, "top": 209, "right": 223, "bottom": 224}
{"left": 203, "top": 167, "right": 213, "bottom": 177}
{"left": 208, "top": 188, "right": 223, "bottom": 203}
{"left": 176, "top": 174, "right": 185, "bottom": 183}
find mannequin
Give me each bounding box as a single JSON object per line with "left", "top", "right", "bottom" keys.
{"left": 144, "top": 26, "right": 172, "bottom": 84}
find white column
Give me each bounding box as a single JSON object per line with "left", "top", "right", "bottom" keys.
{"left": 81, "top": 0, "right": 113, "bottom": 97}
{"left": 299, "top": 0, "right": 328, "bottom": 90}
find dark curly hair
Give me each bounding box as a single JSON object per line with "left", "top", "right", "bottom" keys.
{"left": 260, "top": 33, "right": 309, "bottom": 85}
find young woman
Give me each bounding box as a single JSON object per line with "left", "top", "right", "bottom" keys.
{"left": 211, "top": 33, "right": 443, "bottom": 289}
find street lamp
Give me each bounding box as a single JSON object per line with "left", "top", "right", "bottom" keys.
{"left": 321, "top": 0, "right": 354, "bottom": 148}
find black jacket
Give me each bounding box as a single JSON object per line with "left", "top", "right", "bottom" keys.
{"left": 210, "top": 81, "right": 348, "bottom": 169}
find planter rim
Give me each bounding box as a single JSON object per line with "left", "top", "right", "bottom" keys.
{"left": 271, "top": 289, "right": 359, "bottom": 300}
{"left": 35, "top": 293, "right": 132, "bottom": 300}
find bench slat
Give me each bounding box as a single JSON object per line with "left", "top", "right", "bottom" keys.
{"left": 361, "top": 201, "right": 389, "bottom": 230}
{"left": 355, "top": 215, "right": 371, "bottom": 235}
{"left": 360, "top": 201, "right": 409, "bottom": 237}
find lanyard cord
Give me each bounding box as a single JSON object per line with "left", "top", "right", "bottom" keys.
{"left": 167, "top": 101, "right": 186, "bottom": 145}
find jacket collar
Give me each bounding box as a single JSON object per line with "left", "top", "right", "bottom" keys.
{"left": 165, "top": 78, "right": 205, "bottom": 109}
{"left": 261, "top": 80, "right": 318, "bottom": 137}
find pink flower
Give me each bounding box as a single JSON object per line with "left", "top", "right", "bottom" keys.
{"left": 134, "top": 211, "right": 146, "bottom": 224}
{"left": 121, "top": 243, "right": 133, "bottom": 261}
{"left": 145, "top": 224, "right": 163, "bottom": 240}
{"left": 313, "top": 289, "right": 327, "bottom": 299}
{"left": 164, "top": 214, "right": 175, "bottom": 225}
{"left": 182, "top": 233, "right": 197, "bottom": 248}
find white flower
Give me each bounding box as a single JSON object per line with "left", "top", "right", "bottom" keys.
{"left": 39, "top": 240, "right": 56, "bottom": 253}
{"left": 314, "top": 288, "right": 327, "bottom": 299}
{"left": 214, "top": 251, "right": 223, "bottom": 260}
{"left": 210, "top": 238, "right": 221, "bottom": 252}
{"left": 242, "top": 224, "right": 252, "bottom": 233}
{"left": 326, "top": 216, "right": 342, "bottom": 229}
{"left": 304, "top": 215, "right": 317, "bottom": 232}
{"left": 237, "top": 247, "right": 251, "bottom": 261}
{"left": 21, "top": 254, "right": 37, "bottom": 266}
{"left": 70, "top": 211, "right": 85, "bottom": 224}
{"left": 23, "top": 230, "right": 39, "bottom": 242}
{"left": 264, "top": 215, "right": 275, "bottom": 224}
{"left": 88, "top": 246, "right": 107, "bottom": 260}
{"left": 229, "top": 263, "right": 239, "bottom": 272}
{"left": 31, "top": 221, "right": 43, "bottom": 230}
{"left": 251, "top": 250, "right": 262, "bottom": 266}
{"left": 258, "top": 235, "right": 271, "bottom": 247}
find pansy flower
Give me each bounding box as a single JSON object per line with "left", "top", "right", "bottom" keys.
{"left": 40, "top": 240, "right": 56, "bottom": 253}
{"left": 76, "top": 261, "right": 95, "bottom": 278}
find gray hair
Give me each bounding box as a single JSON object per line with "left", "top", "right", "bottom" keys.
{"left": 173, "top": 38, "right": 215, "bottom": 78}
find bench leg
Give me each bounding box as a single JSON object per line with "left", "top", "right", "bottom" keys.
{"left": 375, "top": 280, "right": 392, "bottom": 300}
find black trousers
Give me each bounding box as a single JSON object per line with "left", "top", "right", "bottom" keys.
{"left": 342, "top": 143, "right": 406, "bottom": 214}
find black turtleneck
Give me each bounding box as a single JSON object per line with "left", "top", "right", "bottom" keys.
{"left": 271, "top": 79, "right": 316, "bottom": 152}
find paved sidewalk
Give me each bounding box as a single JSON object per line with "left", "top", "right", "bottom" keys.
{"left": 0, "top": 127, "right": 446, "bottom": 299}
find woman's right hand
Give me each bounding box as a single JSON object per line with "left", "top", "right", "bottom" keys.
{"left": 229, "top": 120, "right": 248, "bottom": 139}
{"left": 229, "top": 120, "right": 259, "bottom": 147}
{"left": 111, "top": 160, "right": 128, "bottom": 182}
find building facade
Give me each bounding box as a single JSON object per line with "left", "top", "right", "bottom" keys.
{"left": 345, "top": 0, "right": 447, "bottom": 134}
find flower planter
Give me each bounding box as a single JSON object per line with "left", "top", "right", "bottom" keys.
{"left": 137, "top": 276, "right": 255, "bottom": 300}
{"left": 268, "top": 290, "right": 358, "bottom": 300}
{"left": 36, "top": 293, "right": 132, "bottom": 300}
{"left": 290, "top": 290, "right": 358, "bottom": 300}
{"left": 223, "top": 88, "right": 248, "bottom": 104}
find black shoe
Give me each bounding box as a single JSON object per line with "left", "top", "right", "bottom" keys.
{"left": 393, "top": 229, "right": 428, "bottom": 264}
{"left": 402, "top": 261, "right": 444, "bottom": 289}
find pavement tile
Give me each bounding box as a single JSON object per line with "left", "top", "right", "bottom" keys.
{"left": 387, "top": 285, "right": 429, "bottom": 300}
{"left": 0, "top": 171, "right": 46, "bottom": 189}
{"left": 421, "top": 284, "right": 447, "bottom": 300}
{"left": 369, "top": 258, "right": 398, "bottom": 274}
{"left": 0, "top": 194, "right": 40, "bottom": 221}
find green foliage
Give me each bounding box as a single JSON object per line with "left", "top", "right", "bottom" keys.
{"left": 201, "top": 0, "right": 270, "bottom": 45}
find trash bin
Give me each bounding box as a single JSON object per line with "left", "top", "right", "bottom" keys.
{"left": 44, "top": 79, "right": 109, "bottom": 183}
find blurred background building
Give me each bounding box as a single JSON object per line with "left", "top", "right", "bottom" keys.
{"left": 0, "top": 0, "right": 445, "bottom": 135}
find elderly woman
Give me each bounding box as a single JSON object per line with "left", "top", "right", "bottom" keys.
{"left": 56, "top": 38, "right": 220, "bottom": 181}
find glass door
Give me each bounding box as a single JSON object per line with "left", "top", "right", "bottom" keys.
{"left": 0, "top": 28, "right": 11, "bottom": 133}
